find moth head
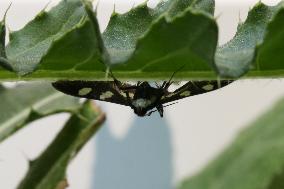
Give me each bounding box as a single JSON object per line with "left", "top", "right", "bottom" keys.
{"left": 133, "top": 107, "right": 148, "bottom": 117}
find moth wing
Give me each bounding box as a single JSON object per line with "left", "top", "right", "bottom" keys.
{"left": 161, "top": 80, "right": 233, "bottom": 104}
{"left": 52, "top": 80, "right": 134, "bottom": 106}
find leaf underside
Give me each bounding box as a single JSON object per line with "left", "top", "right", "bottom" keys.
{"left": 179, "top": 97, "right": 284, "bottom": 189}
{"left": 0, "top": 0, "right": 283, "bottom": 80}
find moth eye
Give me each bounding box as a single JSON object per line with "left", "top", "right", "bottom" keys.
{"left": 202, "top": 84, "right": 214, "bottom": 91}
{"left": 78, "top": 88, "right": 92, "bottom": 96}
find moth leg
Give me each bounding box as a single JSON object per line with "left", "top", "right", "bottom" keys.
{"left": 118, "top": 81, "right": 143, "bottom": 91}
{"left": 157, "top": 105, "right": 164, "bottom": 117}
{"left": 155, "top": 82, "right": 161, "bottom": 88}
{"left": 146, "top": 109, "right": 157, "bottom": 117}
{"left": 161, "top": 81, "right": 167, "bottom": 89}
{"left": 146, "top": 106, "right": 164, "bottom": 117}
{"left": 108, "top": 70, "right": 135, "bottom": 92}
{"left": 125, "top": 91, "right": 134, "bottom": 107}
{"left": 108, "top": 70, "right": 123, "bottom": 88}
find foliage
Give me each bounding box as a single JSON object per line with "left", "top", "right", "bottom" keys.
{"left": 0, "top": 83, "right": 80, "bottom": 142}
{"left": 17, "top": 101, "right": 105, "bottom": 189}
{"left": 179, "top": 97, "right": 284, "bottom": 189}
{"left": 0, "top": 84, "right": 105, "bottom": 189}
{"left": 0, "top": 0, "right": 284, "bottom": 188}
{"left": 0, "top": 0, "right": 283, "bottom": 80}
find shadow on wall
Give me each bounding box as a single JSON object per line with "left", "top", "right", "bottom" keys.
{"left": 92, "top": 114, "right": 173, "bottom": 189}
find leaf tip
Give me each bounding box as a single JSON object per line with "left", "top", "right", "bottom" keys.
{"left": 1, "top": 3, "right": 12, "bottom": 24}
{"left": 82, "top": 0, "right": 97, "bottom": 16}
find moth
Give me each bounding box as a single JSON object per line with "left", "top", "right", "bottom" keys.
{"left": 52, "top": 71, "right": 233, "bottom": 117}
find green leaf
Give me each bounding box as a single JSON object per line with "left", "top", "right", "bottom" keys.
{"left": 0, "top": 82, "right": 80, "bottom": 143}
{"left": 179, "top": 97, "right": 284, "bottom": 189}
{"left": 0, "top": 8, "right": 13, "bottom": 72}
{"left": 17, "top": 101, "right": 106, "bottom": 189}
{"left": 1, "top": 0, "right": 284, "bottom": 80}
{"left": 103, "top": 0, "right": 214, "bottom": 65}
{"left": 2, "top": 0, "right": 218, "bottom": 80}
{"left": 105, "top": 0, "right": 218, "bottom": 80}
{"left": 35, "top": 0, "right": 108, "bottom": 74}
{"left": 215, "top": 2, "right": 284, "bottom": 78}
{"left": 256, "top": 6, "right": 284, "bottom": 75}
{"left": 5, "top": 0, "right": 101, "bottom": 75}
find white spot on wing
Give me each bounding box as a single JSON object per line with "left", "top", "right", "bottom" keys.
{"left": 78, "top": 88, "right": 92, "bottom": 96}
{"left": 202, "top": 84, "right": 214, "bottom": 91}
{"left": 120, "top": 92, "right": 127, "bottom": 98}
{"left": 120, "top": 92, "right": 134, "bottom": 98}
{"left": 181, "top": 91, "right": 191, "bottom": 97}
{"left": 166, "top": 93, "right": 175, "bottom": 98}
{"left": 100, "top": 91, "right": 114, "bottom": 100}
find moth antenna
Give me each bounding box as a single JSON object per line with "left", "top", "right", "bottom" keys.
{"left": 162, "top": 65, "right": 185, "bottom": 89}
{"left": 146, "top": 102, "right": 178, "bottom": 116}
{"left": 163, "top": 102, "right": 178, "bottom": 108}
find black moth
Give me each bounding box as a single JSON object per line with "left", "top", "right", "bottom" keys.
{"left": 52, "top": 72, "right": 233, "bottom": 117}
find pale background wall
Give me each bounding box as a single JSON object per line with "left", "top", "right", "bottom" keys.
{"left": 0, "top": 0, "right": 284, "bottom": 189}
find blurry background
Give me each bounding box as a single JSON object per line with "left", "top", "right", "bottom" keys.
{"left": 0, "top": 0, "right": 284, "bottom": 188}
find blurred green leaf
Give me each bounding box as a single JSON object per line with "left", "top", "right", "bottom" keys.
{"left": 179, "top": 97, "right": 284, "bottom": 189}
{"left": 0, "top": 82, "right": 80, "bottom": 143}
{"left": 17, "top": 101, "right": 106, "bottom": 189}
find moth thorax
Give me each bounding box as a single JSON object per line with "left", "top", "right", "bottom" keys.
{"left": 132, "top": 98, "right": 153, "bottom": 108}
